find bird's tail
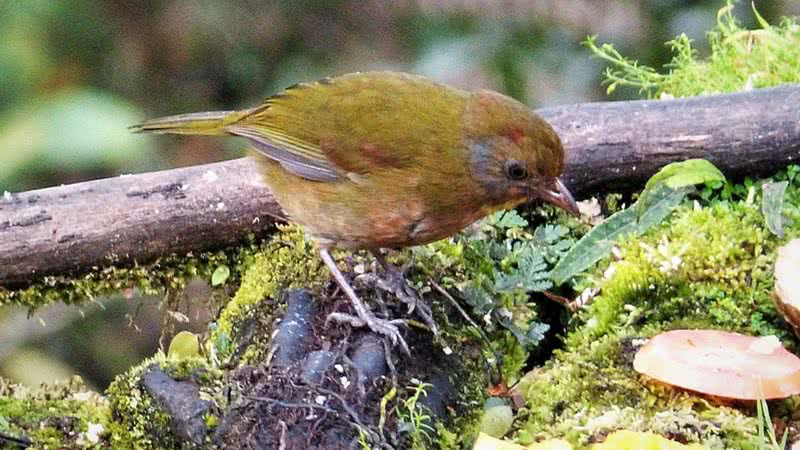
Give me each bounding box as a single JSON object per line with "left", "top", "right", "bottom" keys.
{"left": 129, "top": 110, "right": 241, "bottom": 135}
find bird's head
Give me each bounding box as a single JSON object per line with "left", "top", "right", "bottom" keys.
{"left": 464, "top": 90, "right": 578, "bottom": 216}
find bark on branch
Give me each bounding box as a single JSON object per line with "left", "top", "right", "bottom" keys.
{"left": 2, "top": 84, "right": 799, "bottom": 286}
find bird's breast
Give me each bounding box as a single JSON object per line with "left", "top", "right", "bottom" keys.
{"left": 260, "top": 153, "right": 502, "bottom": 250}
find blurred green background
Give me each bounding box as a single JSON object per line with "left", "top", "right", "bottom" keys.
{"left": 1, "top": 0, "right": 798, "bottom": 389}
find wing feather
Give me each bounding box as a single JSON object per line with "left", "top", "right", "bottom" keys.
{"left": 225, "top": 125, "right": 341, "bottom": 182}
{"left": 227, "top": 72, "right": 466, "bottom": 182}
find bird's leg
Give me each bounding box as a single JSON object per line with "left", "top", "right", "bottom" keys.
{"left": 371, "top": 250, "right": 438, "bottom": 335}
{"left": 320, "top": 248, "right": 410, "bottom": 354}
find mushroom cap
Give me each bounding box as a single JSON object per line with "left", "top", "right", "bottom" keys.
{"left": 633, "top": 329, "right": 800, "bottom": 400}
{"left": 774, "top": 239, "right": 800, "bottom": 337}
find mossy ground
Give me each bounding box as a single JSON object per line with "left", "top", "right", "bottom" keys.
{"left": 209, "top": 224, "right": 328, "bottom": 364}
{"left": 104, "top": 354, "right": 221, "bottom": 450}
{"left": 0, "top": 376, "right": 111, "bottom": 450}
{"left": 511, "top": 3, "right": 800, "bottom": 449}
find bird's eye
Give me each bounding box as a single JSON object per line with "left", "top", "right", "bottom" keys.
{"left": 504, "top": 161, "right": 529, "bottom": 181}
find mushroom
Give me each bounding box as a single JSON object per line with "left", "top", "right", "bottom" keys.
{"left": 774, "top": 239, "right": 800, "bottom": 338}
{"left": 633, "top": 329, "right": 800, "bottom": 399}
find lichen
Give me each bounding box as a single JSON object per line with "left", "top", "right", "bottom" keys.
{"left": 411, "top": 209, "right": 582, "bottom": 384}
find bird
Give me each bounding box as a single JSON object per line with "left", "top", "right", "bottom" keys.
{"left": 132, "top": 71, "right": 578, "bottom": 353}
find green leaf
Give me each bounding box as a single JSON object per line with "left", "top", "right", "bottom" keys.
{"left": 550, "top": 184, "right": 689, "bottom": 285}
{"left": 495, "top": 313, "right": 550, "bottom": 348}
{"left": 638, "top": 159, "right": 725, "bottom": 217}
{"left": 167, "top": 331, "right": 200, "bottom": 360}
{"left": 525, "top": 322, "right": 550, "bottom": 346}
{"left": 478, "top": 398, "right": 514, "bottom": 438}
{"left": 762, "top": 181, "right": 788, "bottom": 237}
{"left": 533, "top": 224, "right": 574, "bottom": 263}
{"left": 460, "top": 285, "right": 494, "bottom": 315}
{"left": 491, "top": 210, "right": 528, "bottom": 229}
{"left": 211, "top": 265, "right": 230, "bottom": 286}
{"left": 533, "top": 224, "right": 569, "bottom": 244}
{"left": 658, "top": 159, "right": 725, "bottom": 189}
{"left": 213, "top": 328, "right": 231, "bottom": 355}
{"left": 752, "top": 2, "right": 772, "bottom": 30}
{"left": 494, "top": 249, "right": 552, "bottom": 293}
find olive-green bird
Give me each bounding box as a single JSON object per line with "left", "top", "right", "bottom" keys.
{"left": 132, "top": 71, "right": 578, "bottom": 353}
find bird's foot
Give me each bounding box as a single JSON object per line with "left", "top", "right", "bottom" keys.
{"left": 326, "top": 311, "right": 409, "bottom": 354}
{"left": 319, "top": 248, "right": 414, "bottom": 354}
{"left": 374, "top": 270, "right": 438, "bottom": 335}
{"left": 370, "top": 251, "right": 438, "bottom": 335}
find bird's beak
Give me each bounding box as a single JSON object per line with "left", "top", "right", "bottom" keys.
{"left": 533, "top": 178, "right": 580, "bottom": 217}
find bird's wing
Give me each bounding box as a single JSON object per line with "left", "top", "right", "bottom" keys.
{"left": 226, "top": 72, "right": 466, "bottom": 182}
{"left": 225, "top": 122, "right": 342, "bottom": 182}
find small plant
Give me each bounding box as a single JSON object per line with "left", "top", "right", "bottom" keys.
{"left": 550, "top": 159, "right": 724, "bottom": 286}
{"left": 415, "top": 208, "right": 576, "bottom": 351}
{"left": 397, "top": 382, "right": 435, "bottom": 450}
{"left": 586, "top": 1, "right": 800, "bottom": 98}
{"left": 755, "top": 399, "right": 788, "bottom": 450}
{"left": 357, "top": 427, "right": 373, "bottom": 450}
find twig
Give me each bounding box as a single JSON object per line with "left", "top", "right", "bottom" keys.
{"left": 429, "top": 280, "right": 482, "bottom": 332}
{"left": 0, "top": 432, "right": 32, "bottom": 448}
{"left": 244, "top": 395, "right": 338, "bottom": 415}
{"left": 542, "top": 291, "right": 579, "bottom": 312}
{"left": 277, "top": 420, "right": 288, "bottom": 450}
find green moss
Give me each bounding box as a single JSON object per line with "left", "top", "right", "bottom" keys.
{"left": 517, "top": 333, "right": 759, "bottom": 449}
{"left": 514, "top": 170, "right": 800, "bottom": 447}
{"left": 0, "top": 233, "right": 272, "bottom": 310}
{"left": 105, "top": 353, "right": 221, "bottom": 450}
{"left": 210, "top": 224, "right": 328, "bottom": 363}
{"left": 516, "top": 6, "right": 800, "bottom": 445}
{"left": 571, "top": 181, "right": 799, "bottom": 348}
{"left": 0, "top": 343, "right": 222, "bottom": 449}
{"left": 0, "top": 376, "right": 111, "bottom": 449}
{"left": 587, "top": 1, "right": 800, "bottom": 98}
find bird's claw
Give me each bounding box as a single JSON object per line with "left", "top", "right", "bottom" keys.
{"left": 326, "top": 312, "right": 410, "bottom": 355}
{"left": 375, "top": 271, "right": 438, "bottom": 335}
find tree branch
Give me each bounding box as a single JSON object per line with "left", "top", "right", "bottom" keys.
{"left": 541, "top": 84, "right": 800, "bottom": 193}
{"left": 2, "top": 84, "right": 799, "bottom": 286}
{"left": 1, "top": 158, "right": 284, "bottom": 286}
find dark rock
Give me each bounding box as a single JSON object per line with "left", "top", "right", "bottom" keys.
{"left": 269, "top": 289, "right": 317, "bottom": 368}
{"left": 421, "top": 370, "right": 455, "bottom": 420}
{"left": 0, "top": 432, "right": 31, "bottom": 449}
{"left": 141, "top": 368, "right": 214, "bottom": 446}
{"left": 351, "top": 335, "right": 386, "bottom": 388}
{"left": 301, "top": 350, "right": 336, "bottom": 384}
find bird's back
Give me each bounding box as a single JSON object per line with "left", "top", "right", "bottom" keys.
{"left": 239, "top": 72, "right": 470, "bottom": 176}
